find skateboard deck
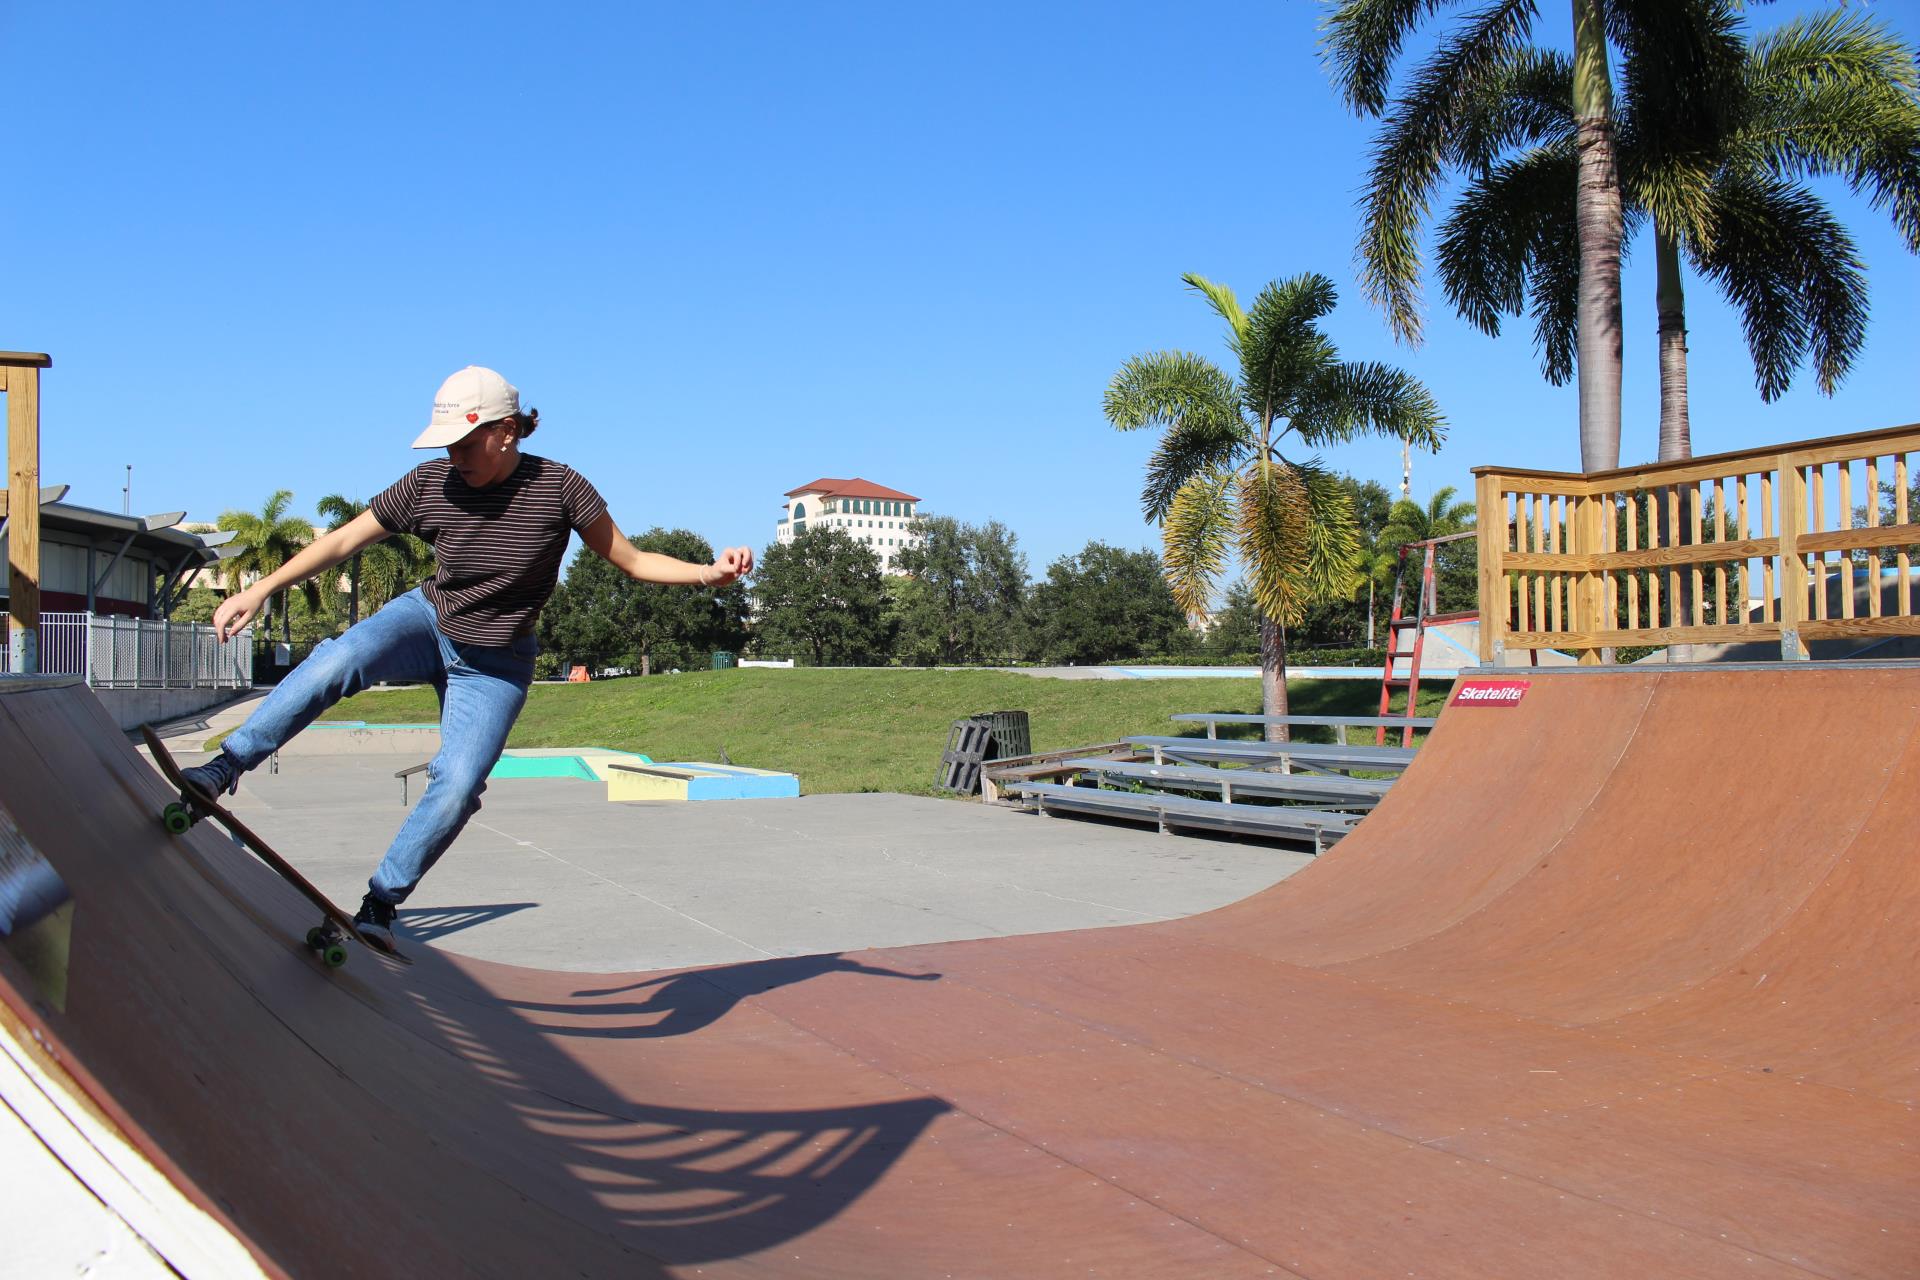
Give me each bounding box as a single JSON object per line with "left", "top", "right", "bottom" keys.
{"left": 140, "top": 725, "right": 409, "bottom": 966}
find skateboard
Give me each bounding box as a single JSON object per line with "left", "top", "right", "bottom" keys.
{"left": 139, "top": 725, "right": 408, "bottom": 967}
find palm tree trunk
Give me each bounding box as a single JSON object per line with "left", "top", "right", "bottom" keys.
{"left": 1653, "top": 228, "right": 1699, "bottom": 632}
{"left": 1655, "top": 229, "right": 1692, "bottom": 462}
{"left": 1259, "top": 615, "right": 1290, "bottom": 743}
{"left": 1572, "top": 0, "right": 1625, "bottom": 474}
{"left": 1366, "top": 579, "right": 1376, "bottom": 649}
{"left": 349, "top": 554, "right": 362, "bottom": 626}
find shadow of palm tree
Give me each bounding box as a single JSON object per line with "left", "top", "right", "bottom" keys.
{"left": 392, "top": 944, "right": 952, "bottom": 1267}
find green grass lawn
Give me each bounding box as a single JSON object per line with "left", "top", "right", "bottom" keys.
{"left": 304, "top": 669, "right": 1451, "bottom": 796}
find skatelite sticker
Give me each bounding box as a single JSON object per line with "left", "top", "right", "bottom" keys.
{"left": 1450, "top": 679, "right": 1531, "bottom": 707}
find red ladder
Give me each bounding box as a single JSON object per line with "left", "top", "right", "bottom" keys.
{"left": 1376, "top": 532, "right": 1478, "bottom": 746}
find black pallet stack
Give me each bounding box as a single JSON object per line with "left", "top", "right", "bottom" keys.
{"left": 936, "top": 710, "right": 1031, "bottom": 794}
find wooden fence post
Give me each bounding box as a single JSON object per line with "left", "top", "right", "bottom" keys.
{"left": 1475, "top": 472, "right": 1506, "bottom": 665}
{"left": 1778, "top": 454, "right": 1810, "bottom": 660}
{"left": 1573, "top": 486, "right": 1607, "bottom": 664}
{"left": 3, "top": 353, "right": 51, "bottom": 674}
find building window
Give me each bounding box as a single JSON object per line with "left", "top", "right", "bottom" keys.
{"left": 793, "top": 501, "right": 807, "bottom": 519}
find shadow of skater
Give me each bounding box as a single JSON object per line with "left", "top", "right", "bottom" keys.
{"left": 505, "top": 953, "right": 944, "bottom": 1040}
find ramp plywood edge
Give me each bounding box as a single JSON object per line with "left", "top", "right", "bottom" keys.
{"left": 0, "top": 669, "right": 1916, "bottom": 1278}
{"left": 0, "top": 999, "right": 269, "bottom": 1278}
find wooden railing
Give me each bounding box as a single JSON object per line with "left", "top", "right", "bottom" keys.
{"left": 1474, "top": 423, "right": 1920, "bottom": 664}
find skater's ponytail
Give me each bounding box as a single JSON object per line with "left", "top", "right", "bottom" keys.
{"left": 495, "top": 408, "right": 539, "bottom": 441}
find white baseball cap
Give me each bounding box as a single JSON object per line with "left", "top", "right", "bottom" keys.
{"left": 413, "top": 366, "right": 521, "bottom": 449}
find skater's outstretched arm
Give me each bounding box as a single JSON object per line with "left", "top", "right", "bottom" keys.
{"left": 578, "top": 513, "right": 754, "bottom": 589}
{"left": 210, "top": 510, "right": 392, "bottom": 641}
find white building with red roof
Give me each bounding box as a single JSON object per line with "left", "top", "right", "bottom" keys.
{"left": 777, "top": 478, "right": 923, "bottom": 573}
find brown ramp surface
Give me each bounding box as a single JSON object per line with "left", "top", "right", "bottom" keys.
{"left": 0, "top": 667, "right": 1914, "bottom": 1278}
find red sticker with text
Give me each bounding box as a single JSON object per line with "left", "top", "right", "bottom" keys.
{"left": 1450, "top": 679, "right": 1531, "bottom": 707}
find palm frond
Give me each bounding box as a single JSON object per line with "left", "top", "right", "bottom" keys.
{"left": 1181, "top": 273, "right": 1250, "bottom": 351}
{"left": 1429, "top": 484, "right": 1476, "bottom": 530}
{"left": 1527, "top": 195, "right": 1593, "bottom": 387}
{"left": 1730, "top": 11, "right": 1920, "bottom": 254}
{"left": 1611, "top": 0, "right": 1747, "bottom": 250}
{"left": 1352, "top": 0, "right": 1541, "bottom": 342}
{"left": 1160, "top": 467, "right": 1237, "bottom": 616}
{"left": 1690, "top": 171, "right": 1868, "bottom": 399}
{"left": 1322, "top": 0, "right": 1464, "bottom": 116}
{"left": 1436, "top": 141, "right": 1576, "bottom": 336}
{"left": 1141, "top": 416, "right": 1252, "bottom": 523}
{"left": 315, "top": 494, "right": 366, "bottom": 529}
{"left": 1294, "top": 461, "right": 1364, "bottom": 602}
{"left": 1236, "top": 459, "right": 1312, "bottom": 625}
{"left": 1443, "top": 46, "right": 1574, "bottom": 171}
{"left": 1237, "top": 273, "right": 1340, "bottom": 427}
{"left": 1291, "top": 360, "right": 1446, "bottom": 453}
{"left": 1103, "top": 350, "right": 1240, "bottom": 434}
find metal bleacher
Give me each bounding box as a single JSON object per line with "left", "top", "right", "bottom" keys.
{"left": 994, "top": 713, "right": 1434, "bottom": 853}
{"left": 1123, "top": 736, "right": 1419, "bottom": 774}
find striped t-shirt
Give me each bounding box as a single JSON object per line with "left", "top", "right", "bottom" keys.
{"left": 369, "top": 455, "right": 609, "bottom": 646}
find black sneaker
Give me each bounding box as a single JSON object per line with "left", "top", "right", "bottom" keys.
{"left": 353, "top": 893, "right": 398, "bottom": 948}
{"left": 180, "top": 750, "right": 243, "bottom": 799}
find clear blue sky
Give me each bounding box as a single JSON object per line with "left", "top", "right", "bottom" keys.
{"left": 7, "top": 1, "right": 1917, "bottom": 580}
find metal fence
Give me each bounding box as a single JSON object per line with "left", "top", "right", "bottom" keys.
{"left": 1, "top": 612, "right": 253, "bottom": 690}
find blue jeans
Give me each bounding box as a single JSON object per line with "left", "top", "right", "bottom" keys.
{"left": 221, "top": 588, "right": 534, "bottom": 905}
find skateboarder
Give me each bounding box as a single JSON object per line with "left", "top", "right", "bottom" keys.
{"left": 184, "top": 366, "right": 753, "bottom": 948}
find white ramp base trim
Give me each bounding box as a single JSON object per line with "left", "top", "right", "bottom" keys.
{"left": 0, "top": 1012, "right": 266, "bottom": 1279}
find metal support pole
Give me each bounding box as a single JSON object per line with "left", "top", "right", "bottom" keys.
{"left": 90, "top": 532, "right": 137, "bottom": 604}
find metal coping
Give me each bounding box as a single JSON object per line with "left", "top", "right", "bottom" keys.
{"left": 1479, "top": 658, "right": 1920, "bottom": 676}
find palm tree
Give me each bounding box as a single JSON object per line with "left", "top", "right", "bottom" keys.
{"left": 216, "top": 490, "right": 318, "bottom": 644}
{"left": 1380, "top": 486, "right": 1477, "bottom": 547}
{"left": 359, "top": 532, "right": 435, "bottom": 617}
{"left": 1106, "top": 272, "right": 1444, "bottom": 737}
{"left": 1324, "top": 1, "right": 1741, "bottom": 473}
{"left": 315, "top": 494, "right": 368, "bottom": 625}
{"left": 1381, "top": 486, "right": 1478, "bottom": 614}
{"left": 1435, "top": 9, "right": 1920, "bottom": 461}
{"left": 316, "top": 493, "right": 436, "bottom": 624}
{"left": 1354, "top": 543, "right": 1399, "bottom": 649}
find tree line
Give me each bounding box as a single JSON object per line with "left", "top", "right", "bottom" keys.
{"left": 172, "top": 489, "right": 436, "bottom": 647}
{"left": 537, "top": 491, "right": 1474, "bottom": 677}
{"left": 179, "top": 481, "right": 1473, "bottom": 675}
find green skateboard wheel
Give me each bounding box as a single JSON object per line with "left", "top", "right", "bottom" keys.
{"left": 306, "top": 926, "right": 326, "bottom": 948}
{"left": 321, "top": 943, "right": 348, "bottom": 968}
{"left": 161, "top": 802, "right": 192, "bottom": 835}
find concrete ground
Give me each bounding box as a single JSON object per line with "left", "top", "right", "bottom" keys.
{"left": 143, "top": 696, "right": 1311, "bottom": 972}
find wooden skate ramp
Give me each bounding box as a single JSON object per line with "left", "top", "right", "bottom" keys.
{"left": 0, "top": 667, "right": 1914, "bottom": 1278}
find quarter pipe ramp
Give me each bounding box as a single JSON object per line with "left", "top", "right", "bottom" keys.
{"left": 0, "top": 667, "right": 1913, "bottom": 1277}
